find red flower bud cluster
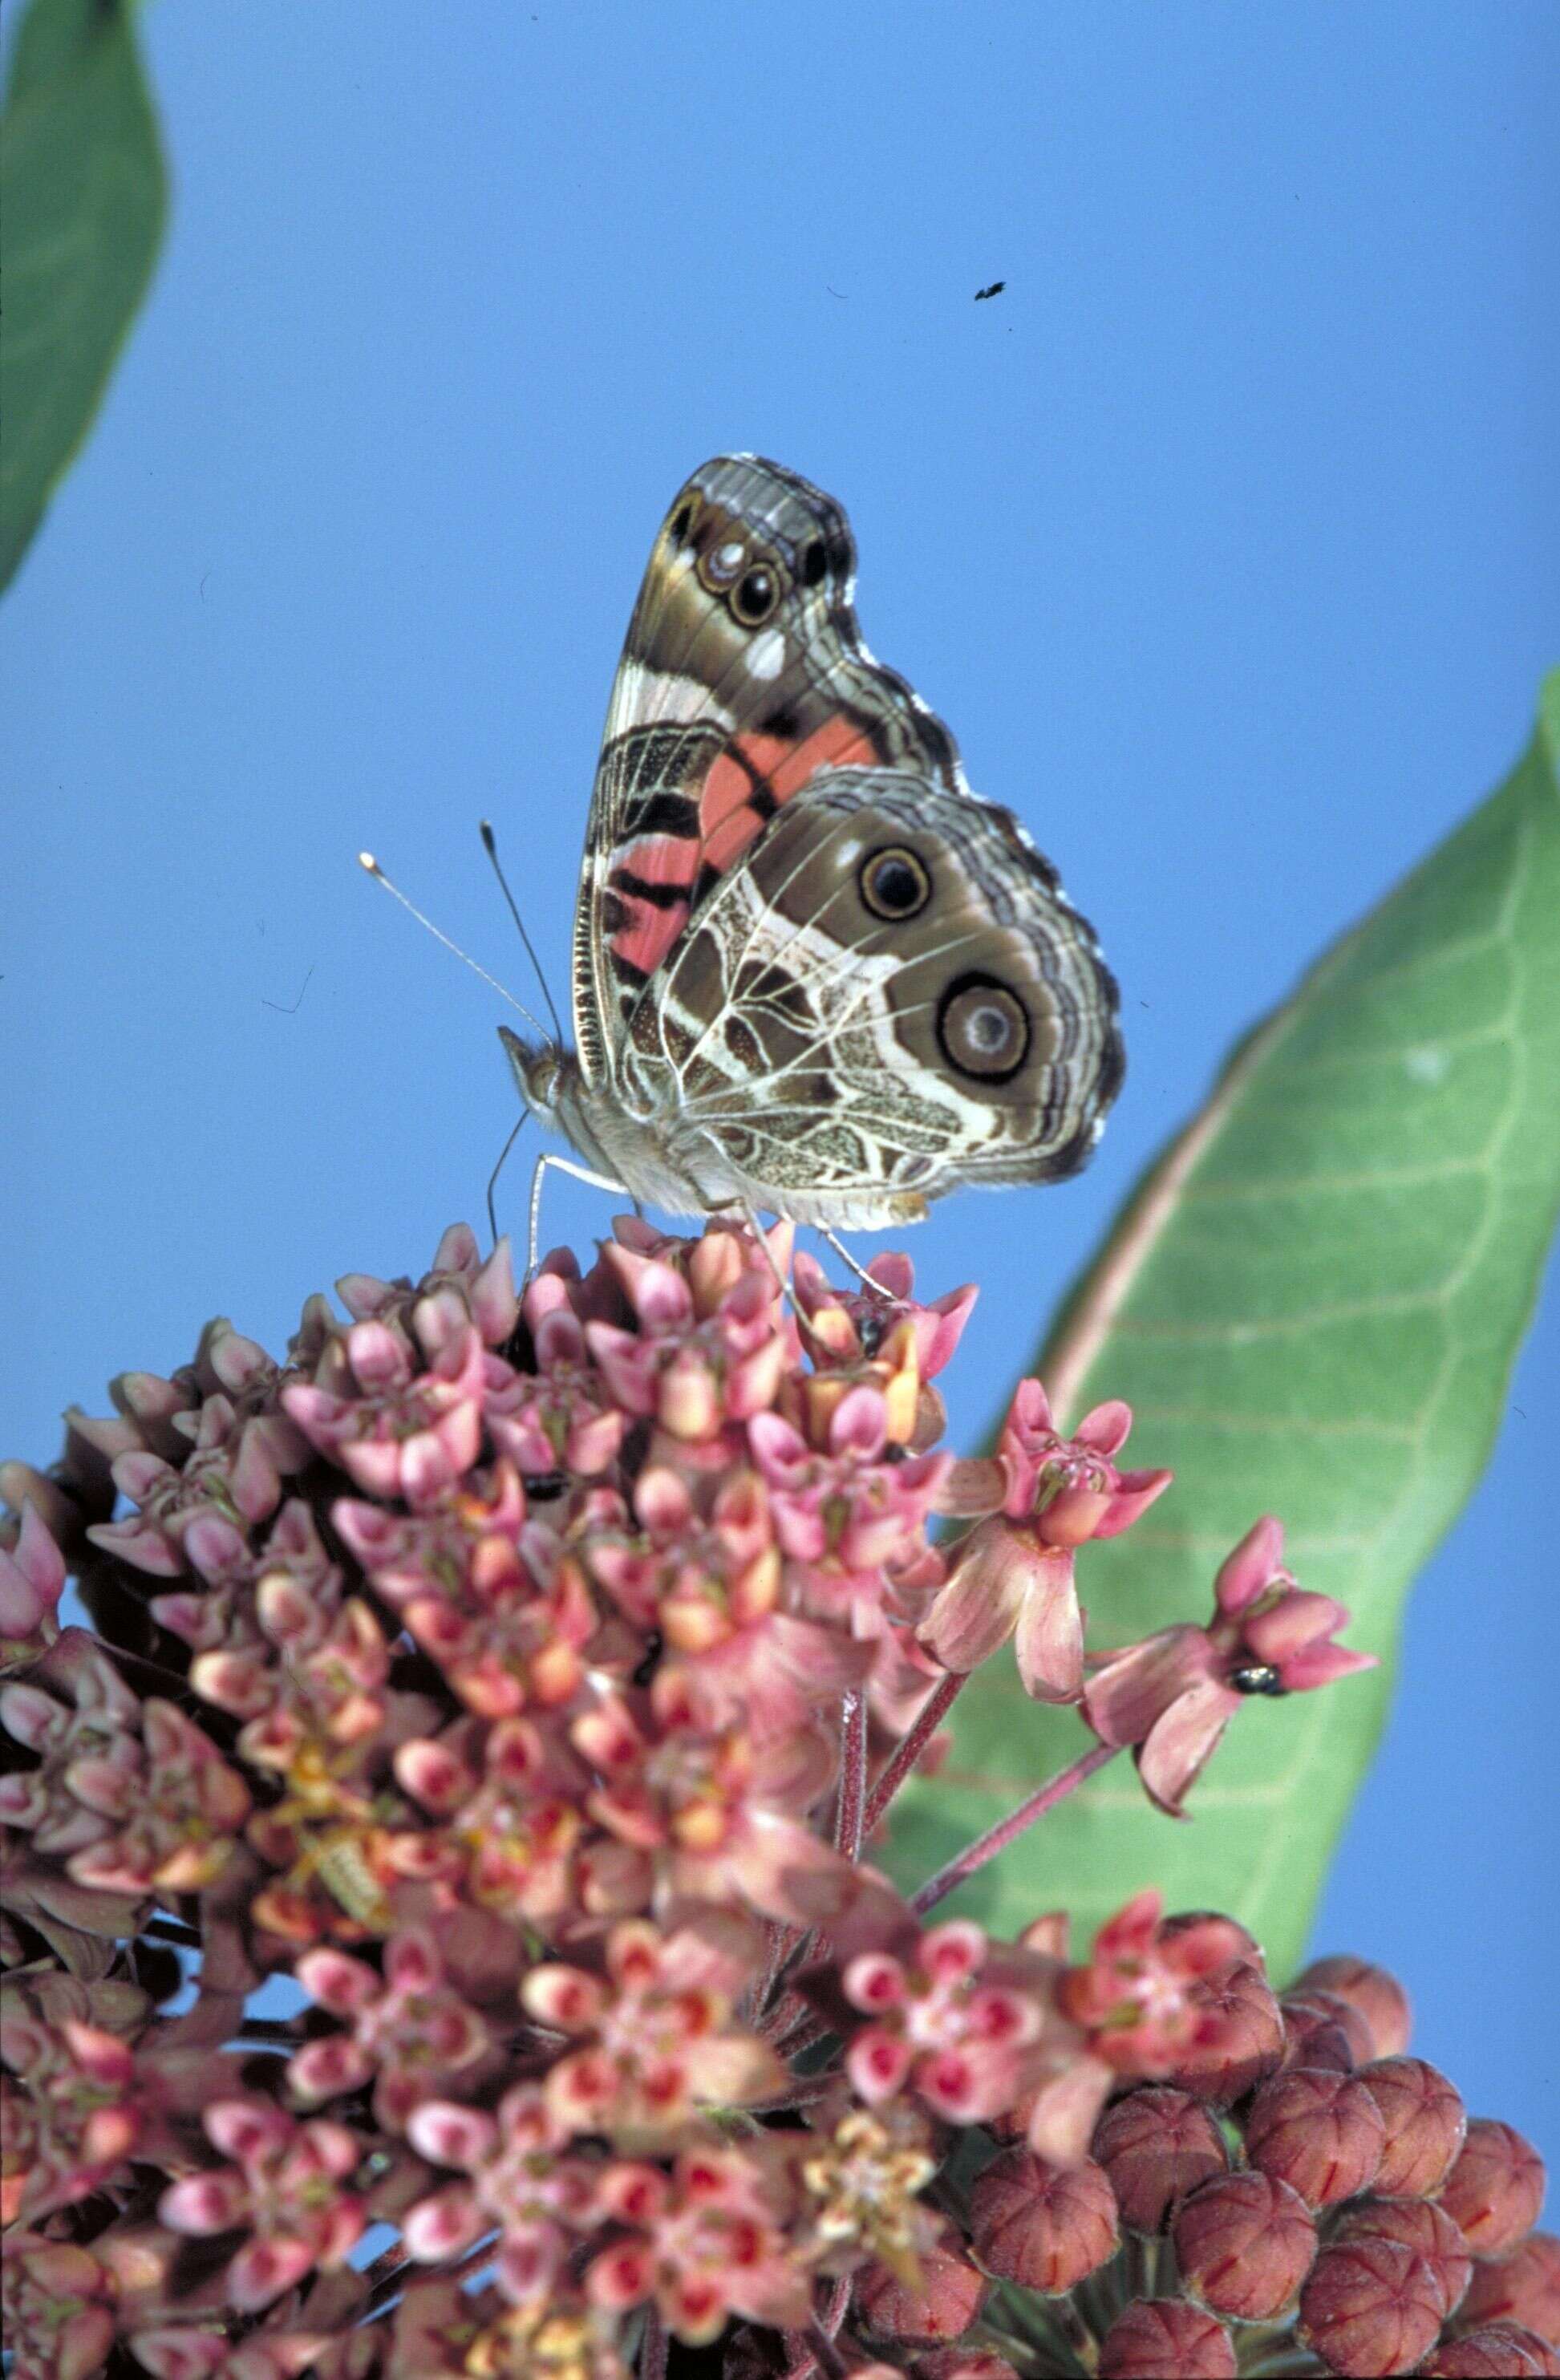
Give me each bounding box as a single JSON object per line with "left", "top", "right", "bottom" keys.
{"left": 1, "top": 1219, "right": 1537, "bottom": 2379}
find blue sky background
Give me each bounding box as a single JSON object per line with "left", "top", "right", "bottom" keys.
{"left": 5, "top": 5, "right": 1558, "bottom": 2171}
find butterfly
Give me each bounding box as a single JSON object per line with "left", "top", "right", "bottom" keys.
{"left": 503, "top": 455, "right": 1123, "bottom": 1239}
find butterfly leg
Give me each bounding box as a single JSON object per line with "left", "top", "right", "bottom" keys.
{"left": 527, "top": 1151, "right": 630, "bottom": 1276}
{"left": 735, "top": 1199, "right": 798, "bottom": 1308}
{"left": 818, "top": 1226, "right": 896, "bottom": 1298}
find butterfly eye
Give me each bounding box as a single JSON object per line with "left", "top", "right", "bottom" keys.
{"left": 938, "top": 975, "right": 1031, "bottom": 1080}
{"left": 860, "top": 845, "right": 932, "bottom": 920}
{"left": 732, "top": 566, "right": 780, "bottom": 626}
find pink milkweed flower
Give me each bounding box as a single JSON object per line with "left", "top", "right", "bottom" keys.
{"left": 391, "top": 1714, "right": 588, "bottom": 1924}
{"left": 610, "top": 1214, "right": 795, "bottom": 1326}
{"left": 787, "top": 1252, "right": 976, "bottom": 1451}
{"left": 337, "top": 1221, "right": 520, "bottom": 1355}
{"left": 334, "top": 1465, "right": 593, "bottom": 1718}
{"left": 1059, "top": 1892, "right": 1253, "bottom": 2074}
{"left": 0, "top": 2009, "right": 144, "bottom": 2222}
{"left": 747, "top": 1389, "right": 950, "bottom": 1628}
{"left": 158, "top": 2100, "right": 366, "bottom": 2310}
{"left": 403, "top": 2082, "right": 601, "bottom": 2305}
{"left": 791, "top": 1251, "right": 978, "bottom": 1385}
{"left": 151, "top": 1499, "right": 338, "bottom": 1660}
{"left": 0, "top": 1650, "right": 249, "bottom": 1896}
{"left": 192, "top": 1582, "right": 391, "bottom": 1767}
{"left": 833, "top": 1919, "right": 1047, "bottom": 2124}
{"left": 1083, "top": 1515, "right": 1376, "bottom": 1814}
{"left": 571, "top": 1673, "right": 851, "bottom": 1925}
{"left": 87, "top": 1396, "right": 298, "bottom": 1579}
{"left": 586, "top": 2142, "right": 810, "bottom": 2344}
{"left": 0, "top": 2233, "right": 119, "bottom": 2380}
{"left": 920, "top": 1381, "right": 1170, "bottom": 1703}
{"left": 281, "top": 1320, "right": 488, "bottom": 1507}
{"left": 487, "top": 1290, "right": 626, "bottom": 1479}
{"left": 585, "top": 1244, "right": 789, "bottom": 1445}
{"left": 289, "top": 1928, "right": 493, "bottom": 2128}
{"left": 0, "top": 1502, "right": 67, "bottom": 1664}
{"left": 918, "top": 1518, "right": 1085, "bottom": 1703}
{"left": 521, "top": 1912, "right": 784, "bottom": 2146}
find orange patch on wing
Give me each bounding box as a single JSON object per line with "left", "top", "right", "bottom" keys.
{"left": 768, "top": 714, "right": 877, "bottom": 796}
{"left": 698, "top": 735, "right": 791, "bottom": 841}
{"left": 702, "top": 806, "right": 764, "bottom": 874}
{"left": 611, "top": 897, "right": 689, "bottom": 977}
{"left": 696, "top": 715, "right": 877, "bottom": 879}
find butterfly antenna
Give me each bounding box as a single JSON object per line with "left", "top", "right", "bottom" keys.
{"left": 357, "top": 851, "right": 549, "bottom": 1037}
{"left": 486, "top": 1110, "right": 529, "bottom": 1249}
{"left": 480, "top": 820, "right": 565, "bottom": 1045}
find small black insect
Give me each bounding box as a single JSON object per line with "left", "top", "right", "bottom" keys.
{"left": 1230, "top": 1662, "right": 1287, "bottom": 1697}
{"left": 974, "top": 280, "right": 1007, "bottom": 302}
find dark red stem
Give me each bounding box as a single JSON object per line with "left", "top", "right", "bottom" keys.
{"left": 910, "top": 1741, "right": 1120, "bottom": 1916}
{"left": 861, "top": 1668, "right": 963, "bottom": 1833}
{"left": 834, "top": 1688, "right": 867, "bottom": 1860}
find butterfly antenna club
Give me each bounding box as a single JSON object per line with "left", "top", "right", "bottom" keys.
{"left": 356, "top": 850, "right": 549, "bottom": 1038}
{"left": 480, "top": 819, "right": 565, "bottom": 1044}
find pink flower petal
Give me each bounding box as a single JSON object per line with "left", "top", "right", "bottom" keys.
{"left": 1214, "top": 1514, "right": 1286, "bottom": 1615}
{"left": 1013, "top": 1549, "right": 1084, "bottom": 1704}
{"left": 1073, "top": 1398, "right": 1133, "bottom": 1458}
{"left": 1137, "top": 1677, "right": 1241, "bottom": 1814}
{"left": 920, "top": 1517, "right": 1035, "bottom": 1674}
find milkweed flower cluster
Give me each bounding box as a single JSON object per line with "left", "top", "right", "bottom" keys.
{"left": 1, "top": 1218, "right": 1550, "bottom": 2379}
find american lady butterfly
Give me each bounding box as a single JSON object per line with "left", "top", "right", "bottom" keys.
{"left": 503, "top": 456, "right": 1123, "bottom": 1238}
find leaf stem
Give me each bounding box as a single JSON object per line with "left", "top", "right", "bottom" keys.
{"left": 910, "top": 1741, "right": 1120, "bottom": 1915}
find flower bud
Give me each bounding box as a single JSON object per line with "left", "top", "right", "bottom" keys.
{"left": 917, "top": 2353, "right": 1019, "bottom": 2380}
{"left": 1173, "top": 2169, "right": 1316, "bottom": 2320}
{"left": 1295, "top": 1955, "right": 1412, "bottom": 2058}
{"left": 1352, "top": 2056, "right": 1466, "bottom": 2200}
{"left": 1242, "top": 2066, "right": 1386, "bottom": 2208}
{"left": 1299, "top": 2234, "right": 1445, "bottom": 2378}
{"left": 1458, "top": 2230, "right": 1560, "bottom": 2341}
{"left": 1092, "top": 2086, "right": 1228, "bottom": 2232}
{"left": 1096, "top": 2299, "right": 1237, "bottom": 2378}
{"left": 1279, "top": 1986, "right": 1373, "bottom": 2074}
{"left": 1165, "top": 1960, "right": 1284, "bottom": 2107}
{"left": 967, "top": 2148, "right": 1118, "bottom": 2293}
{"left": 856, "top": 2221, "right": 988, "bottom": 2342}
{"left": 1439, "top": 2118, "right": 1546, "bottom": 2258}
{"left": 1332, "top": 2195, "right": 1471, "bottom": 2318}
{"left": 1420, "top": 2324, "right": 1560, "bottom": 2377}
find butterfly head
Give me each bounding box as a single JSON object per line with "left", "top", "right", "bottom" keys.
{"left": 498, "top": 1024, "right": 566, "bottom": 1124}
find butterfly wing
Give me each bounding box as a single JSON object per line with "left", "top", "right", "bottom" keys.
{"left": 571, "top": 454, "right": 962, "bottom": 1087}
{"left": 569, "top": 453, "right": 1122, "bottom": 1227}
{"left": 618, "top": 764, "right": 1124, "bottom": 1227}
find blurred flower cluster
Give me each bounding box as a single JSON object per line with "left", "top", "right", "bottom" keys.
{"left": 1, "top": 1218, "right": 1550, "bottom": 2379}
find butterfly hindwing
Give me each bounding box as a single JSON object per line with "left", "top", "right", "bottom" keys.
{"left": 614, "top": 765, "right": 1122, "bottom": 1225}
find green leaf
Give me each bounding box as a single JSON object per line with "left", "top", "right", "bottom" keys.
{"left": 886, "top": 675, "right": 1560, "bottom": 1977}
{"left": 0, "top": 0, "right": 167, "bottom": 595}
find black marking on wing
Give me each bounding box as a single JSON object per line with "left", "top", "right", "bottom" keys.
{"left": 610, "top": 870, "right": 691, "bottom": 910}
{"left": 626, "top": 789, "right": 702, "bottom": 838}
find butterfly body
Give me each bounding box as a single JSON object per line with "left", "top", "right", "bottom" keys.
{"left": 506, "top": 455, "right": 1124, "bottom": 1232}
